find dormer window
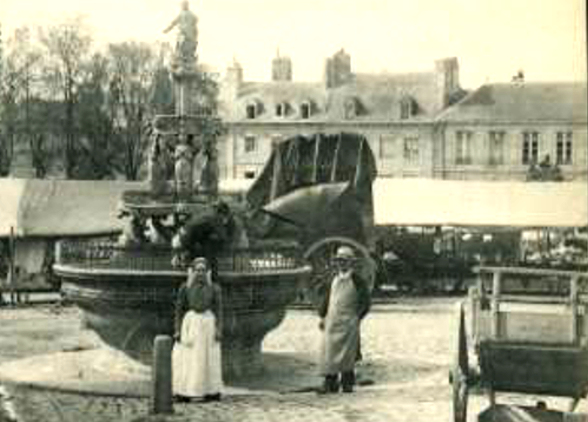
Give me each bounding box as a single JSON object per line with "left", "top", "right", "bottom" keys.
{"left": 275, "top": 102, "right": 289, "bottom": 117}
{"left": 246, "top": 100, "right": 263, "bottom": 119}
{"left": 246, "top": 104, "right": 256, "bottom": 119}
{"left": 344, "top": 97, "right": 359, "bottom": 119}
{"left": 400, "top": 96, "right": 417, "bottom": 119}
{"left": 300, "top": 101, "right": 312, "bottom": 119}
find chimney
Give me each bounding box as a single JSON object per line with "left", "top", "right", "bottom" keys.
{"left": 222, "top": 58, "right": 243, "bottom": 100}
{"left": 324, "top": 48, "right": 352, "bottom": 89}
{"left": 271, "top": 49, "right": 292, "bottom": 82}
{"left": 434, "top": 57, "right": 459, "bottom": 109}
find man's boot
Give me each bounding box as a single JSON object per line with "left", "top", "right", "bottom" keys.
{"left": 318, "top": 374, "right": 339, "bottom": 394}
{"left": 341, "top": 370, "right": 355, "bottom": 393}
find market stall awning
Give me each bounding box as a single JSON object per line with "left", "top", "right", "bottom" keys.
{"left": 373, "top": 178, "right": 588, "bottom": 228}
{"left": 0, "top": 179, "right": 145, "bottom": 238}
{"left": 0, "top": 178, "right": 257, "bottom": 238}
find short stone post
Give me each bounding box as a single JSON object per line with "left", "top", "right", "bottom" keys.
{"left": 151, "top": 335, "right": 174, "bottom": 414}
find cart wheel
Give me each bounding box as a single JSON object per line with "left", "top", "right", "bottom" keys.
{"left": 452, "top": 302, "right": 469, "bottom": 422}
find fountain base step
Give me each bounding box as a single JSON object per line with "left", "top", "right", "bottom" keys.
{"left": 0, "top": 348, "right": 320, "bottom": 397}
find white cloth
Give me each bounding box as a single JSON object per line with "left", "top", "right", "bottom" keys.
{"left": 172, "top": 310, "right": 223, "bottom": 397}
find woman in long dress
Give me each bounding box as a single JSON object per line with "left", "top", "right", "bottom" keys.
{"left": 173, "top": 257, "right": 223, "bottom": 402}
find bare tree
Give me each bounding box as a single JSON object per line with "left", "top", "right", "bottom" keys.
{"left": 0, "top": 28, "right": 18, "bottom": 176}
{"left": 75, "top": 52, "right": 118, "bottom": 179}
{"left": 38, "top": 16, "right": 92, "bottom": 179}
{"left": 107, "top": 41, "right": 160, "bottom": 180}
{"left": 0, "top": 26, "right": 42, "bottom": 176}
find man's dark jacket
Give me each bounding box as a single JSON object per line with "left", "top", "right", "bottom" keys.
{"left": 317, "top": 272, "right": 371, "bottom": 320}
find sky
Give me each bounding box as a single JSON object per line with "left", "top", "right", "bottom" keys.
{"left": 0, "top": 0, "right": 586, "bottom": 89}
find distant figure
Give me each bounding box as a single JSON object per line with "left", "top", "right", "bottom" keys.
{"left": 199, "top": 140, "right": 219, "bottom": 196}
{"left": 148, "top": 135, "right": 168, "bottom": 196}
{"left": 526, "top": 161, "right": 542, "bottom": 181}
{"left": 173, "top": 257, "right": 223, "bottom": 402}
{"left": 539, "top": 154, "right": 552, "bottom": 172}
{"left": 175, "top": 201, "right": 236, "bottom": 279}
{"left": 317, "top": 246, "right": 371, "bottom": 394}
{"left": 174, "top": 142, "right": 194, "bottom": 196}
{"left": 163, "top": 0, "right": 198, "bottom": 70}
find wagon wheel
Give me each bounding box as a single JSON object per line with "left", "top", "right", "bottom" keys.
{"left": 303, "top": 236, "right": 371, "bottom": 304}
{"left": 451, "top": 302, "right": 469, "bottom": 422}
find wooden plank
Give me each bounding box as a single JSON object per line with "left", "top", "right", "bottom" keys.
{"left": 311, "top": 133, "right": 321, "bottom": 184}
{"left": 330, "top": 133, "right": 342, "bottom": 182}
{"left": 500, "top": 312, "right": 574, "bottom": 344}
{"left": 492, "top": 271, "right": 502, "bottom": 339}
{"left": 476, "top": 266, "right": 588, "bottom": 280}
{"left": 479, "top": 342, "right": 588, "bottom": 397}
{"left": 476, "top": 311, "right": 575, "bottom": 344}
{"left": 571, "top": 275, "right": 579, "bottom": 345}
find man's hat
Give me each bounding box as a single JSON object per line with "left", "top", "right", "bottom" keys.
{"left": 334, "top": 246, "right": 356, "bottom": 261}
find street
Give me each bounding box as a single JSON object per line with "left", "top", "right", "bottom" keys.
{"left": 0, "top": 298, "right": 583, "bottom": 422}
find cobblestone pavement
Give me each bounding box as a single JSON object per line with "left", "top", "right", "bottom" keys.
{"left": 1, "top": 299, "right": 585, "bottom": 422}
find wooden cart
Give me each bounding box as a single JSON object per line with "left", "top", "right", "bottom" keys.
{"left": 451, "top": 266, "right": 588, "bottom": 422}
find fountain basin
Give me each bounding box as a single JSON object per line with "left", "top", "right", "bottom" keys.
{"left": 54, "top": 241, "right": 311, "bottom": 379}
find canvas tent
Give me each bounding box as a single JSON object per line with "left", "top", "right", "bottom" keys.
{"left": 373, "top": 179, "right": 588, "bottom": 229}
{"left": 0, "top": 179, "right": 144, "bottom": 278}
{"left": 0, "top": 178, "right": 255, "bottom": 277}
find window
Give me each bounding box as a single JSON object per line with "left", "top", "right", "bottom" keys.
{"left": 275, "top": 102, "right": 288, "bottom": 117}
{"left": 522, "top": 132, "right": 539, "bottom": 164}
{"left": 488, "top": 131, "right": 505, "bottom": 165}
{"left": 403, "top": 137, "right": 419, "bottom": 165}
{"left": 244, "top": 136, "right": 257, "bottom": 153}
{"left": 455, "top": 131, "right": 473, "bottom": 165}
{"left": 344, "top": 98, "right": 358, "bottom": 119}
{"left": 244, "top": 171, "right": 256, "bottom": 179}
{"left": 246, "top": 104, "right": 257, "bottom": 119}
{"left": 400, "top": 97, "right": 416, "bottom": 119}
{"left": 556, "top": 131, "right": 573, "bottom": 165}
{"left": 379, "top": 135, "right": 396, "bottom": 158}
{"left": 300, "top": 102, "right": 311, "bottom": 119}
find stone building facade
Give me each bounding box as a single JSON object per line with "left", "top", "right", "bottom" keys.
{"left": 436, "top": 82, "right": 588, "bottom": 180}
{"left": 217, "top": 50, "right": 587, "bottom": 182}
{"left": 217, "top": 50, "right": 463, "bottom": 180}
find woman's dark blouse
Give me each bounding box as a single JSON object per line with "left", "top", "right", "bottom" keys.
{"left": 174, "top": 280, "right": 222, "bottom": 337}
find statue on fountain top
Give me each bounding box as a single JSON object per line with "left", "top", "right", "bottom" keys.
{"left": 163, "top": 0, "right": 198, "bottom": 73}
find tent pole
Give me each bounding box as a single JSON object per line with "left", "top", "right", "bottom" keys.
{"left": 8, "top": 226, "right": 16, "bottom": 305}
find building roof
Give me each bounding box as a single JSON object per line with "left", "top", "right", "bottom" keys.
{"left": 438, "top": 82, "right": 588, "bottom": 123}
{"left": 221, "top": 71, "right": 444, "bottom": 123}
{"left": 373, "top": 178, "right": 588, "bottom": 228}
{"left": 0, "top": 179, "right": 144, "bottom": 238}
{"left": 220, "top": 81, "right": 327, "bottom": 122}
{"left": 327, "top": 72, "right": 439, "bottom": 121}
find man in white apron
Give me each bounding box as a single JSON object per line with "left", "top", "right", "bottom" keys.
{"left": 317, "top": 246, "right": 371, "bottom": 393}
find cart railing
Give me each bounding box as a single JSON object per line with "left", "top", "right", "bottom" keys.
{"left": 470, "top": 266, "right": 588, "bottom": 346}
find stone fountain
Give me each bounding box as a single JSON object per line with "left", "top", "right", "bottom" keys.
{"left": 53, "top": 2, "right": 311, "bottom": 378}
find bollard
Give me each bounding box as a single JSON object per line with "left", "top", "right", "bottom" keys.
{"left": 151, "top": 335, "right": 174, "bottom": 415}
